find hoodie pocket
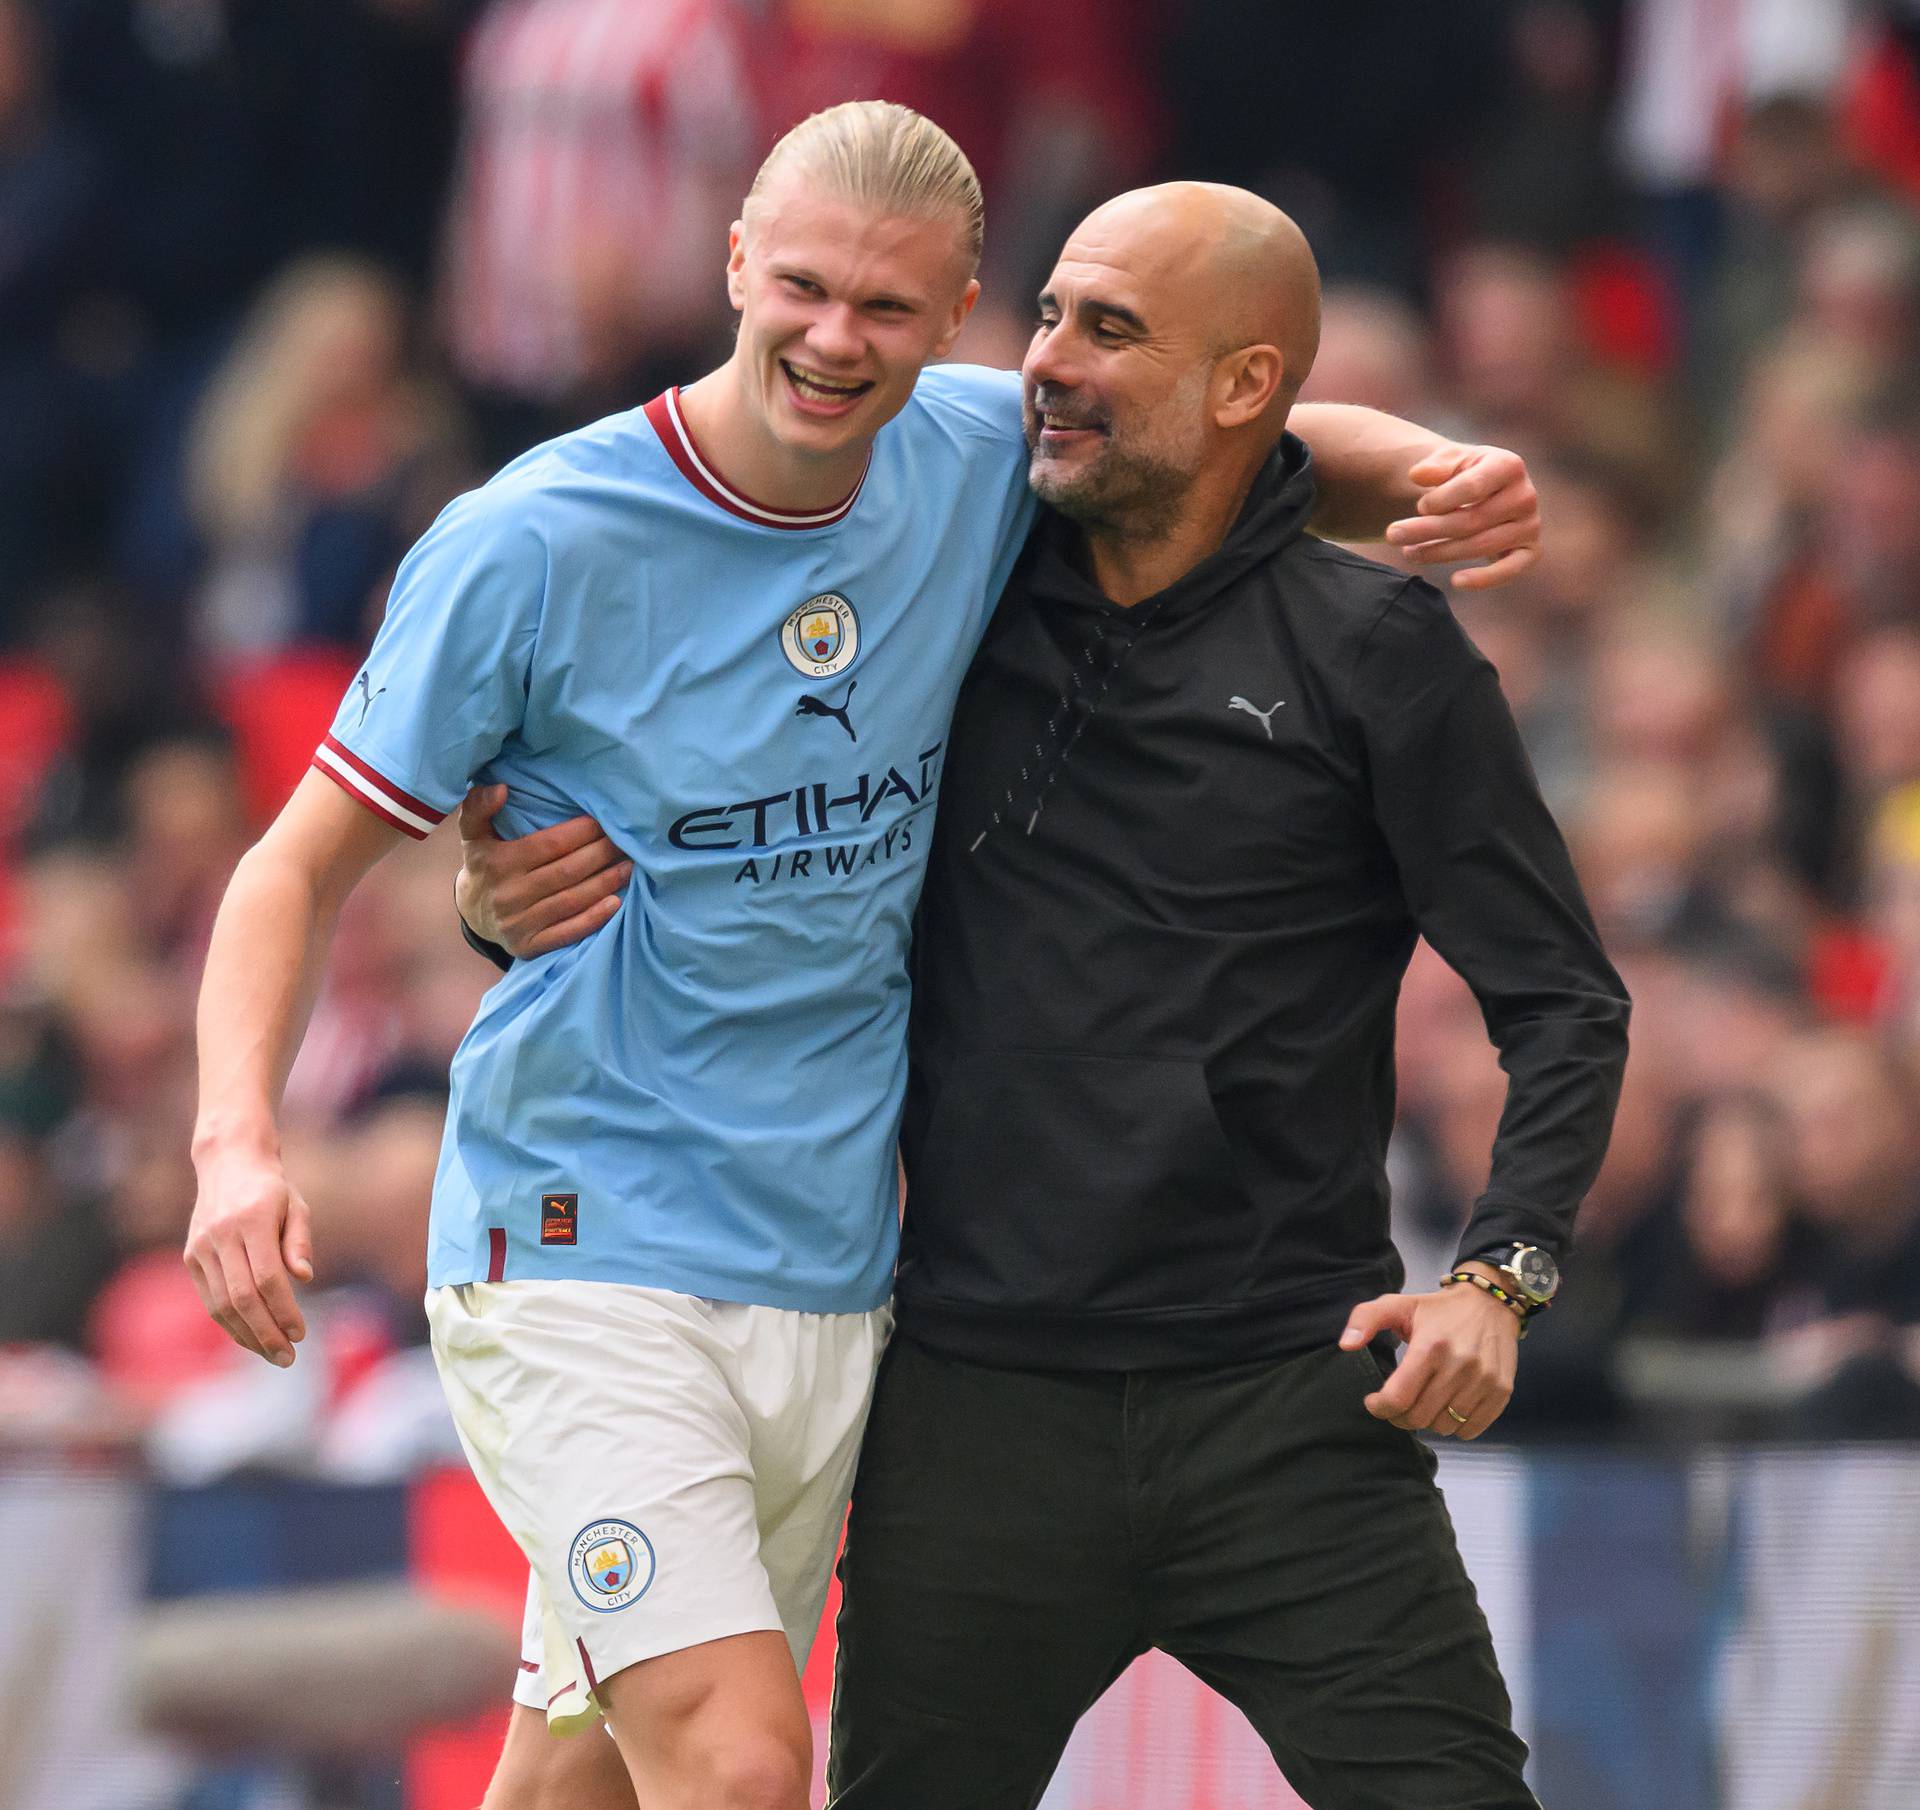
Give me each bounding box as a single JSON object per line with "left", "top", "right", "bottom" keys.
{"left": 902, "top": 1052, "right": 1257, "bottom": 1313}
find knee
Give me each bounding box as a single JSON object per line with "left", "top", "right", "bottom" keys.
{"left": 482, "top": 1722, "right": 633, "bottom": 1810}
{"left": 684, "top": 1734, "right": 811, "bottom": 1810}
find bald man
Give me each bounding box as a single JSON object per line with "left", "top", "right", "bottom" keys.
{"left": 820, "top": 183, "right": 1626, "bottom": 1808}
{"left": 460, "top": 184, "right": 1625, "bottom": 1808}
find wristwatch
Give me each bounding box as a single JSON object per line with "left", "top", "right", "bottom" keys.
{"left": 1470, "top": 1243, "right": 1560, "bottom": 1307}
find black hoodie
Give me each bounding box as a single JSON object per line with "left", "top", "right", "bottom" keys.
{"left": 896, "top": 434, "right": 1631, "bottom": 1370}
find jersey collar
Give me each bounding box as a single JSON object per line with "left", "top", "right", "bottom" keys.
{"left": 644, "top": 388, "right": 868, "bottom": 530}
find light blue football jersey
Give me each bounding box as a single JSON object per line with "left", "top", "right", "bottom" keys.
{"left": 313, "top": 365, "right": 1036, "bottom": 1311}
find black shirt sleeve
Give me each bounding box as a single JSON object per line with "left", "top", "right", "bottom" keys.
{"left": 1353, "top": 579, "right": 1630, "bottom": 1268}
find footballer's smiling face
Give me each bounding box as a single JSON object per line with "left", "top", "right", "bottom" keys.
{"left": 727, "top": 178, "right": 979, "bottom": 462}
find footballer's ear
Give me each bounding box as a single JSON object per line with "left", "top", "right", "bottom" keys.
{"left": 932, "top": 277, "right": 981, "bottom": 359}
{"left": 725, "top": 221, "right": 748, "bottom": 312}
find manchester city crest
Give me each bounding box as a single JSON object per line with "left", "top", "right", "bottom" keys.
{"left": 567, "top": 1517, "right": 656, "bottom": 1613}
{"left": 780, "top": 593, "right": 859, "bottom": 679}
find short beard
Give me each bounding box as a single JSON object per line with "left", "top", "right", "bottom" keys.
{"left": 1029, "top": 444, "right": 1194, "bottom": 541}
{"left": 1024, "top": 362, "right": 1210, "bottom": 542}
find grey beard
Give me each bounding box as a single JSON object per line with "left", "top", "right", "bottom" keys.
{"left": 1029, "top": 445, "right": 1193, "bottom": 542}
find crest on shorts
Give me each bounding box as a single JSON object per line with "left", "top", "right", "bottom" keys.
{"left": 780, "top": 593, "right": 859, "bottom": 679}
{"left": 569, "top": 1517, "right": 656, "bottom": 1613}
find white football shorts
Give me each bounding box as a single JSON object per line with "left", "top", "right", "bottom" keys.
{"left": 426, "top": 1279, "right": 888, "bottom": 1733}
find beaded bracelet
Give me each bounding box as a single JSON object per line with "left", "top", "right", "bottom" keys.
{"left": 1439, "top": 1269, "right": 1538, "bottom": 1336}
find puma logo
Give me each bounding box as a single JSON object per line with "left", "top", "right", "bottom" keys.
{"left": 795, "top": 679, "right": 858, "bottom": 742}
{"left": 354, "top": 671, "right": 388, "bottom": 728}
{"left": 1227, "top": 695, "right": 1285, "bottom": 739}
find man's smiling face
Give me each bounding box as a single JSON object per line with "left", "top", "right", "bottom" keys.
{"left": 1021, "top": 218, "right": 1226, "bottom": 537}
{"left": 728, "top": 176, "right": 979, "bottom": 464}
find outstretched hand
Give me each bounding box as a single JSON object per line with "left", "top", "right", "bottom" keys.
{"left": 456, "top": 785, "right": 631, "bottom": 959}
{"left": 1338, "top": 1280, "right": 1522, "bottom": 1440}
{"left": 1385, "top": 444, "right": 1542, "bottom": 591}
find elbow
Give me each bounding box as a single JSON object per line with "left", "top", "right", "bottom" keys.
{"left": 227, "top": 832, "right": 336, "bottom": 930}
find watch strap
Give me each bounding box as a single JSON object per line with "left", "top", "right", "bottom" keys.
{"left": 457, "top": 884, "right": 514, "bottom": 974}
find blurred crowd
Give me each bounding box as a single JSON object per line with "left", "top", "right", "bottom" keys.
{"left": 2, "top": 0, "right": 1920, "bottom": 1461}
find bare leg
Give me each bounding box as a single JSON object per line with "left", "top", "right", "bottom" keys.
{"left": 600, "top": 1630, "right": 812, "bottom": 1810}
{"left": 481, "top": 1703, "right": 637, "bottom": 1810}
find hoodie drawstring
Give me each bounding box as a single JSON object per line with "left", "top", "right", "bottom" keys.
{"left": 968, "top": 596, "right": 1169, "bottom": 852}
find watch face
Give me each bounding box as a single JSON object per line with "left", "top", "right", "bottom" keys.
{"left": 1511, "top": 1246, "right": 1559, "bottom": 1303}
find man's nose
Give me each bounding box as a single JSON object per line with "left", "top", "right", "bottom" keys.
{"left": 806, "top": 304, "right": 866, "bottom": 365}
{"left": 1024, "top": 319, "right": 1078, "bottom": 391}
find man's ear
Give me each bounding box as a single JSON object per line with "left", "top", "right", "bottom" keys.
{"left": 931, "top": 277, "right": 982, "bottom": 361}
{"left": 1213, "top": 344, "right": 1285, "bottom": 430}
{"left": 725, "top": 221, "right": 748, "bottom": 313}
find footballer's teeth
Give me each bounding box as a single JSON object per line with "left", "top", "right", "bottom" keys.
{"left": 785, "top": 362, "right": 871, "bottom": 401}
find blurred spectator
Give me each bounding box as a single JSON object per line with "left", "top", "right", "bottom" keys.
{"left": 1454, "top": 459, "right": 1663, "bottom": 815}
{"left": 1470, "top": 1, "right": 1628, "bottom": 258}
{"left": 1571, "top": 759, "right": 1715, "bottom": 948}
{"left": 119, "top": 732, "right": 253, "bottom": 961}
{"left": 0, "top": 0, "right": 105, "bottom": 630}
{"left": 20, "top": 579, "right": 217, "bottom": 848}
{"left": 1706, "top": 330, "right": 1880, "bottom": 703}
{"left": 1618, "top": 0, "right": 1851, "bottom": 204}
{"left": 1298, "top": 285, "right": 1440, "bottom": 425}
{"left": 1865, "top": 783, "right": 1920, "bottom": 1055}
{"left": 1163, "top": 0, "right": 1505, "bottom": 291}
{"left": 0, "top": 997, "right": 107, "bottom": 1349}
{"left": 1820, "top": 407, "right": 1920, "bottom": 634}
{"left": 1630, "top": 1092, "right": 1814, "bottom": 1340}
{"left": 1690, "top": 94, "right": 1863, "bottom": 419}
{"left": 1797, "top": 202, "right": 1920, "bottom": 377}
{"left": 1842, "top": 4, "right": 1920, "bottom": 208}
{"left": 86, "top": 1109, "right": 231, "bottom": 1416}
{"left": 1432, "top": 241, "right": 1683, "bottom": 485}
{"left": 186, "top": 255, "right": 472, "bottom": 655}
{"left": 1833, "top": 624, "right": 1920, "bottom": 804}
{"left": 1767, "top": 1027, "right": 1920, "bottom": 1433}
{"left": 439, "top": 0, "right": 759, "bottom": 462}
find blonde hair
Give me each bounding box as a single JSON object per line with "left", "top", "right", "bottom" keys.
{"left": 744, "top": 101, "right": 984, "bottom": 271}
{"left": 187, "top": 255, "right": 413, "bottom": 543}
{"left": 1874, "top": 782, "right": 1920, "bottom": 867}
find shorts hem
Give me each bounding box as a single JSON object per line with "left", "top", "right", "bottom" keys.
{"left": 427, "top": 1269, "right": 893, "bottom": 1317}
{"left": 531, "top": 1610, "right": 791, "bottom": 1729}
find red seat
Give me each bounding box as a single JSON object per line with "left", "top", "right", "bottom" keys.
{"left": 213, "top": 648, "right": 364, "bottom": 826}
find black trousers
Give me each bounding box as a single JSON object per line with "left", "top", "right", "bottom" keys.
{"left": 827, "top": 1336, "right": 1535, "bottom": 1810}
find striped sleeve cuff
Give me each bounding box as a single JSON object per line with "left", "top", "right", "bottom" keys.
{"left": 311, "top": 735, "right": 447, "bottom": 840}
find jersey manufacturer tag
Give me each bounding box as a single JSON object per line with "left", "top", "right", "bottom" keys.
{"left": 541, "top": 1193, "right": 578, "bottom": 1245}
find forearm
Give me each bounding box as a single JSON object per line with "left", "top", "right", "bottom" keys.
{"left": 1413, "top": 801, "right": 1631, "bottom": 1260}
{"left": 1455, "top": 1007, "right": 1630, "bottom": 1263}
{"left": 1290, "top": 402, "right": 1447, "bottom": 539}
{"left": 1360, "top": 585, "right": 1630, "bottom": 1260}
{"left": 192, "top": 844, "right": 344, "bottom": 1161}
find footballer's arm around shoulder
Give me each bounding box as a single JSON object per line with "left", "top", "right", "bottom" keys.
{"left": 1289, "top": 402, "right": 1541, "bottom": 588}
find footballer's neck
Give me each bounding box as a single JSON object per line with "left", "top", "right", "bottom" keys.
{"left": 677, "top": 365, "right": 872, "bottom": 515}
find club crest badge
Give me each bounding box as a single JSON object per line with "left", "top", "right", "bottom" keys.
{"left": 568, "top": 1518, "right": 656, "bottom": 1613}
{"left": 780, "top": 593, "right": 859, "bottom": 679}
